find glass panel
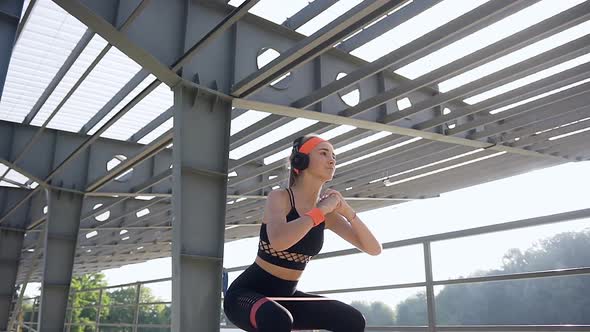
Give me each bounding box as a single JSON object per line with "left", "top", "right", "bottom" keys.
{"left": 137, "top": 304, "right": 171, "bottom": 327}
{"left": 322, "top": 288, "right": 427, "bottom": 327}
{"left": 98, "top": 327, "right": 132, "bottom": 332}
{"left": 107, "top": 286, "right": 139, "bottom": 305}
{"left": 300, "top": 245, "right": 425, "bottom": 291}
{"left": 141, "top": 280, "right": 171, "bottom": 303}
{"left": 434, "top": 275, "right": 590, "bottom": 325}
{"left": 431, "top": 219, "right": 590, "bottom": 280}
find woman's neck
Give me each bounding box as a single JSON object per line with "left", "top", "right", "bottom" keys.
{"left": 291, "top": 175, "right": 324, "bottom": 207}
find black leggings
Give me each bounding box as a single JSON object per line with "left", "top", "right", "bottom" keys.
{"left": 223, "top": 263, "right": 365, "bottom": 331}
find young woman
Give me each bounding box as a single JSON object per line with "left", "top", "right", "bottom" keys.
{"left": 223, "top": 135, "right": 382, "bottom": 331}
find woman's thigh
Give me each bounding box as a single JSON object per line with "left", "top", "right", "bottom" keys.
{"left": 224, "top": 288, "right": 293, "bottom": 332}
{"left": 276, "top": 290, "right": 366, "bottom": 331}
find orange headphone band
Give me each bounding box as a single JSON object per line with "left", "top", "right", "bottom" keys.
{"left": 298, "top": 137, "right": 325, "bottom": 154}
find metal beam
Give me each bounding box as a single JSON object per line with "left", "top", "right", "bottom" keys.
{"left": 336, "top": 0, "right": 440, "bottom": 53}
{"left": 13, "top": 0, "right": 35, "bottom": 45}
{"left": 542, "top": 133, "right": 590, "bottom": 159}
{"left": 228, "top": 206, "right": 590, "bottom": 274}
{"left": 504, "top": 106, "right": 590, "bottom": 144}
{"left": 37, "top": 189, "right": 83, "bottom": 332}
{"left": 467, "top": 78, "right": 590, "bottom": 139}
{"left": 477, "top": 95, "right": 590, "bottom": 144}
{"left": 516, "top": 119, "right": 590, "bottom": 150}
{"left": 528, "top": 126, "right": 590, "bottom": 153}
{"left": 282, "top": 0, "right": 338, "bottom": 30}
{"left": 232, "top": 98, "right": 574, "bottom": 162}
{"left": 229, "top": 121, "right": 332, "bottom": 170}
{"left": 85, "top": 130, "right": 172, "bottom": 192}
{"left": 424, "top": 242, "right": 436, "bottom": 332}
{"left": 0, "top": 0, "right": 23, "bottom": 103}
{"left": 232, "top": 0, "right": 407, "bottom": 97}
{"left": 0, "top": 228, "right": 24, "bottom": 331}
{"left": 128, "top": 106, "right": 173, "bottom": 143}
{"left": 228, "top": 128, "right": 375, "bottom": 186}
{"left": 82, "top": 203, "right": 171, "bottom": 247}
{"left": 331, "top": 141, "right": 452, "bottom": 189}
{"left": 172, "top": 85, "right": 231, "bottom": 332}
{"left": 229, "top": 114, "right": 289, "bottom": 149}
{"left": 342, "top": 145, "right": 477, "bottom": 197}
{"left": 415, "top": 74, "right": 590, "bottom": 131}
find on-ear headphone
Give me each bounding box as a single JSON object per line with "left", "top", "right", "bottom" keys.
{"left": 291, "top": 137, "right": 327, "bottom": 174}
{"left": 291, "top": 137, "right": 310, "bottom": 174}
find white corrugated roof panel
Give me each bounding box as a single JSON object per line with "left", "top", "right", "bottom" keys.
{"left": 87, "top": 75, "right": 156, "bottom": 136}
{"left": 350, "top": 0, "right": 490, "bottom": 63}
{"left": 228, "top": 0, "right": 310, "bottom": 25}
{"left": 396, "top": 0, "right": 587, "bottom": 79}
{"left": 296, "top": 0, "right": 364, "bottom": 36}
{"left": 0, "top": 0, "right": 87, "bottom": 123}
{"left": 138, "top": 118, "right": 173, "bottom": 145}
{"left": 46, "top": 46, "right": 143, "bottom": 132}
{"left": 99, "top": 82, "right": 173, "bottom": 141}
{"left": 465, "top": 53, "right": 590, "bottom": 105}
{"left": 263, "top": 124, "right": 356, "bottom": 165}
{"left": 30, "top": 34, "right": 108, "bottom": 129}
{"left": 230, "top": 110, "right": 271, "bottom": 136}
{"left": 439, "top": 20, "right": 590, "bottom": 93}
{"left": 229, "top": 118, "right": 318, "bottom": 160}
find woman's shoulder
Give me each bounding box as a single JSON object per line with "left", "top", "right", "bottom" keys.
{"left": 265, "top": 188, "right": 291, "bottom": 212}
{"left": 266, "top": 188, "right": 290, "bottom": 201}
{"left": 261, "top": 189, "right": 292, "bottom": 224}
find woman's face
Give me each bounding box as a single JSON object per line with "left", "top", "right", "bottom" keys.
{"left": 308, "top": 141, "right": 336, "bottom": 181}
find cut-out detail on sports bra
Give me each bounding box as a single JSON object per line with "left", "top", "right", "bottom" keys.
{"left": 258, "top": 240, "right": 313, "bottom": 264}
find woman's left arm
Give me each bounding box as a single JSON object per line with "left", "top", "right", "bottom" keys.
{"left": 323, "top": 190, "right": 382, "bottom": 256}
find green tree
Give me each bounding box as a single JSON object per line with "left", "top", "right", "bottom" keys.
{"left": 104, "top": 286, "right": 170, "bottom": 328}
{"left": 351, "top": 300, "right": 396, "bottom": 325}
{"left": 69, "top": 273, "right": 111, "bottom": 332}
{"left": 395, "top": 292, "right": 427, "bottom": 325}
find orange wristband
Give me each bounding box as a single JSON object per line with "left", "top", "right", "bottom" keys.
{"left": 305, "top": 208, "right": 325, "bottom": 226}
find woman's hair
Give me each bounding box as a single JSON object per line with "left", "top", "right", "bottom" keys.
{"left": 288, "top": 134, "right": 319, "bottom": 187}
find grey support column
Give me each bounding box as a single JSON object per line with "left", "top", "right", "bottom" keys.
{"left": 0, "top": 228, "right": 24, "bottom": 332}
{"left": 423, "top": 242, "right": 437, "bottom": 332}
{"left": 0, "top": 0, "right": 23, "bottom": 99}
{"left": 171, "top": 85, "right": 231, "bottom": 331}
{"left": 37, "top": 189, "right": 83, "bottom": 332}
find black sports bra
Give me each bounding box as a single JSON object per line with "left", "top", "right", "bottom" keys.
{"left": 257, "top": 188, "right": 325, "bottom": 270}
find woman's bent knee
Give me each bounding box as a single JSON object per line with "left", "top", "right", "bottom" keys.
{"left": 255, "top": 300, "right": 293, "bottom": 332}
{"left": 346, "top": 306, "right": 366, "bottom": 331}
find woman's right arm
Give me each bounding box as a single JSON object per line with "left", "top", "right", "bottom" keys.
{"left": 262, "top": 190, "right": 313, "bottom": 251}
{"left": 264, "top": 190, "right": 315, "bottom": 251}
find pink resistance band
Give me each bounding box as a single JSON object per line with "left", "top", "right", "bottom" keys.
{"left": 250, "top": 297, "right": 270, "bottom": 328}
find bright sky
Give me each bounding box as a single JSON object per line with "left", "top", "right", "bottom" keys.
{"left": 19, "top": 0, "right": 590, "bottom": 313}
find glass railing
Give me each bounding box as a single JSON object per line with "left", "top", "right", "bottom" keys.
{"left": 11, "top": 207, "right": 590, "bottom": 332}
